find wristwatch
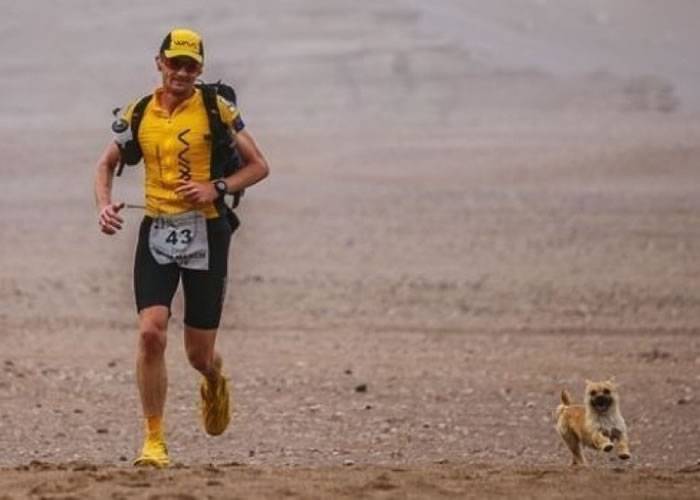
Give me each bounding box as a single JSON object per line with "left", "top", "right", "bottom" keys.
{"left": 213, "top": 179, "right": 228, "bottom": 198}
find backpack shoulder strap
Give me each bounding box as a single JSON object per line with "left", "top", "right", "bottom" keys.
{"left": 198, "top": 82, "right": 246, "bottom": 212}
{"left": 198, "top": 84, "right": 230, "bottom": 178}
{"left": 130, "top": 94, "right": 153, "bottom": 140}
{"left": 200, "top": 85, "right": 226, "bottom": 135}
{"left": 114, "top": 94, "right": 152, "bottom": 176}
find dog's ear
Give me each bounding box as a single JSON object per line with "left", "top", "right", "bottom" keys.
{"left": 607, "top": 376, "right": 617, "bottom": 386}
{"left": 585, "top": 379, "right": 593, "bottom": 386}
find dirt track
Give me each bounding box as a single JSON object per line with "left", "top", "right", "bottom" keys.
{"left": 2, "top": 462, "right": 700, "bottom": 500}
{"left": 1, "top": 1, "right": 700, "bottom": 498}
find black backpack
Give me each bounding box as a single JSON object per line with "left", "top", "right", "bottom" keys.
{"left": 116, "top": 81, "right": 244, "bottom": 211}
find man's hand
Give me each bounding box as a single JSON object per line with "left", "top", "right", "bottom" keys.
{"left": 174, "top": 180, "right": 218, "bottom": 204}
{"left": 98, "top": 202, "right": 125, "bottom": 235}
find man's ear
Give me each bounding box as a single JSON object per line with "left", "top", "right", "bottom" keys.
{"left": 155, "top": 55, "right": 163, "bottom": 71}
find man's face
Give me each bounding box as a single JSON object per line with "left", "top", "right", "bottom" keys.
{"left": 157, "top": 55, "right": 202, "bottom": 96}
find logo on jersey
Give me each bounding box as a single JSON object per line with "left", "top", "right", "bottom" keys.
{"left": 177, "top": 129, "right": 192, "bottom": 181}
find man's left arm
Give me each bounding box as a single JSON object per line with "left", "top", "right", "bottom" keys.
{"left": 174, "top": 128, "right": 270, "bottom": 203}
{"left": 222, "top": 129, "right": 270, "bottom": 193}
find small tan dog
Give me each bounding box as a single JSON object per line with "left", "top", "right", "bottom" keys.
{"left": 555, "top": 379, "right": 631, "bottom": 465}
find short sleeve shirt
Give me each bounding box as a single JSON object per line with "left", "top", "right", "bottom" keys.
{"left": 123, "top": 87, "right": 244, "bottom": 218}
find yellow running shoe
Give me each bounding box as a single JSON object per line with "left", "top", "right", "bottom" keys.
{"left": 134, "top": 434, "right": 170, "bottom": 468}
{"left": 200, "top": 358, "right": 231, "bottom": 436}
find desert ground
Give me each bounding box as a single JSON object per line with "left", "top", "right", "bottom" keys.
{"left": 1, "top": 1, "right": 699, "bottom": 498}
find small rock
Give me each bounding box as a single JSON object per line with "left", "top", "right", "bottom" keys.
{"left": 355, "top": 383, "right": 368, "bottom": 393}
{"left": 72, "top": 462, "right": 97, "bottom": 472}
{"left": 249, "top": 450, "right": 256, "bottom": 457}
{"left": 525, "top": 401, "right": 535, "bottom": 408}
{"left": 343, "top": 459, "right": 355, "bottom": 466}
{"left": 107, "top": 360, "right": 118, "bottom": 368}
{"left": 677, "top": 397, "right": 692, "bottom": 405}
{"left": 640, "top": 348, "right": 672, "bottom": 362}
{"left": 96, "top": 428, "right": 109, "bottom": 434}
{"left": 344, "top": 369, "right": 353, "bottom": 375}
{"left": 119, "top": 455, "right": 128, "bottom": 462}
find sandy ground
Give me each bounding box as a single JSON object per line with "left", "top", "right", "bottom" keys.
{"left": 2, "top": 1, "right": 700, "bottom": 498}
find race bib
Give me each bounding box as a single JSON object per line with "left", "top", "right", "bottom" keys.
{"left": 149, "top": 211, "right": 209, "bottom": 270}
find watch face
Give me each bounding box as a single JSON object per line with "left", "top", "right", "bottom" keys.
{"left": 215, "top": 180, "right": 227, "bottom": 194}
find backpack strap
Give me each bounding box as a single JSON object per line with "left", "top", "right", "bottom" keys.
{"left": 129, "top": 94, "right": 153, "bottom": 149}
{"left": 115, "top": 94, "right": 152, "bottom": 176}
{"left": 199, "top": 84, "right": 229, "bottom": 179}
{"left": 198, "top": 83, "right": 244, "bottom": 212}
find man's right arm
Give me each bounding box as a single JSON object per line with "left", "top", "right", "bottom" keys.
{"left": 94, "top": 142, "right": 125, "bottom": 235}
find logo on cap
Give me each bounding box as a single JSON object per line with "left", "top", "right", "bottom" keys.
{"left": 173, "top": 39, "right": 198, "bottom": 49}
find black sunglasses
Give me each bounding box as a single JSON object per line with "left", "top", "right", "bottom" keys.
{"left": 163, "top": 57, "right": 201, "bottom": 73}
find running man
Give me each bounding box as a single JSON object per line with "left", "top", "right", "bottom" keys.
{"left": 94, "top": 28, "right": 269, "bottom": 467}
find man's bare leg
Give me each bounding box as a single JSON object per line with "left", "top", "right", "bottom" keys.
{"left": 184, "top": 325, "right": 220, "bottom": 383}
{"left": 134, "top": 305, "right": 170, "bottom": 467}
{"left": 137, "top": 306, "right": 169, "bottom": 416}
{"left": 185, "top": 326, "right": 231, "bottom": 436}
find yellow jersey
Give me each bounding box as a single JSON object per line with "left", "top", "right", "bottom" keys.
{"left": 124, "top": 87, "right": 241, "bottom": 218}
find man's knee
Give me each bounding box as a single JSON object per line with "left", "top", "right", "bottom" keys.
{"left": 186, "top": 345, "right": 211, "bottom": 373}
{"left": 139, "top": 318, "right": 167, "bottom": 358}
{"left": 185, "top": 326, "right": 217, "bottom": 374}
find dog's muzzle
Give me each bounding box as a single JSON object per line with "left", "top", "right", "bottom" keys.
{"left": 592, "top": 395, "right": 612, "bottom": 412}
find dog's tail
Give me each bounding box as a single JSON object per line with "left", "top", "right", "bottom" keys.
{"left": 554, "top": 389, "right": 572, "bottom": 420}
{"left": 560, "top": 389, "right": 572, "bottom": 406}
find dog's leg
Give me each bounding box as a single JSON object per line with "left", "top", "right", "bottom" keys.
{"left": 591, "top": 431, "right": 614, "bottom": 452}
{"left": 571, "top": 441, "right": 586, "bottom": 466}
{"left": 616, "top": 432, "right": 631, "bottom": 460}
{"left": 560, "top": 430, "right": 586, "bottom": 466}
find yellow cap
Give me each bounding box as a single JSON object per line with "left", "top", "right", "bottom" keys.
{"left": 160, "top": 28, "right": 204, "bottom": 64}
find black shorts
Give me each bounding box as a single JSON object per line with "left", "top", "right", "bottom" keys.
{"left": 134, "top": 215, "right": 232, "bottom": 329}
